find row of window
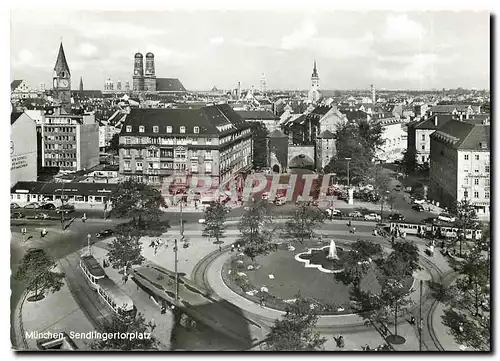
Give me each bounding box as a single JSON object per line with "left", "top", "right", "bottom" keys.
{"left": 45, "top": 135, "right": 76, "bottom": 142}
{"left": 125, "top": 125, "right": 200, "bottom": 134}
{"left": 123, "top": 136, "right": 212, "bottom": 146}
{"left": 123, "top": 161, "right": 212, "bottom": 172}
{"left": 464, "top": 154, "right": 488, "bottom": 161}
{"left": 45, "top": 161, "right": 76, "bottom": 167}
{"left": 44, "top": 126, "right": 75, "bottom": 133}
{"left": 44, "top": 152, "right": 76, "bottom": 158}
{"left": 123, "top": 148, "right": 213, "bottom": 159}
{"left": 45, "top": 144, "right": 76, "bottom": 150}
{"left": 463, "top": 165, "right": 490, "bottom": 173}
{"left": 464, "top": 190, "right": 490, "bottom": 199}
{"left": 464, "top": 178, "right": 490, "bottom": 186}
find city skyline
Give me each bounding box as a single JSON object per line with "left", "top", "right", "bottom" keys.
{"left": 11, "top": 10, "right": 490, "bottom": 91}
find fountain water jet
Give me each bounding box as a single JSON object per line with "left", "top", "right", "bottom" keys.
{"left": 327, "top": 240, "right": 339, "bottom": 260}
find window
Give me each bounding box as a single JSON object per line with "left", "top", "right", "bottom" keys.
{"left": 464, "top": 167, "right": 469, "bottom": 173}
{"left": 475, "top": 154, "right": 480, "bottom": 161}
{"left": 421, "top": 145, "right": 425, "bottom": 150}
{"left": 474, "top": 168, "right": 479, "bottom": 173}
{"left": 474, "top": 178, "right": 479, "bottom": 185}
{"left": 153, "top": 126, "right": 159, "bottom": 133}
{"left": 421, "top": 134, "right": 425, "bottom": 141}
{"left": 180, "top": 126, "right": 186, "bottom": 134}
{"left": 124, "top": 161, "right": 131, "bottom": 170}
{"left": 136, "top": 162, "right": 143, "bottom": 170}
{"left": 206, "top": 138, "right": 212, "bottom": 145}
{"left": 485, "top": 192, "right": 490, "bottom": 199}
{"left": 194, "top": 126, "right": 199, "bottom": 134}
{"left": 464, "top": 190, "right": 469, "bottom": 198}
{"left": 139, "top": 126, "right": 145, "bottom": 133}
{"left": 167, "top": 126, "right": 172, "bottom": 133}
{"left": 485, "top": 165, "right": 490, "bottom": 173}
{"left": 124, "top": 149, "right": 131, "bottom": 157}
{"left": 126, "top": 126, "right": 132, "bottom": 132}
{"left": 485, "top": 178, "right": 490, "bottom": 186}
{"left": 474, "top": 191, "right": 479, "bottom": 198}
{"left": 464, "top": 154, "right": 469, "bottom": 160}
{"left": 464, "top": 177, "right": 469, "bottom": 185}
{"left": 421, "top": 156, "right": 425, "bottom": 163}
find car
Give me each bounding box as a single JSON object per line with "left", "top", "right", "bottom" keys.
{"left": 326, "top": 208, "right": 343, "bottom": 217}
{"left": 349, "top": 211, "right": 363, "bottom": 218}
{"left": 394, "top": 184, "right": 402, "bottom": 191}
{"left": 24, "top": 202, "right": 40, "bottom": 209}
{"left": 11, "top": 212, "right": 25, "bottom": 219}
{"left": 413, "top": 198, "right": 426, "bottom": 204}
{"left": 95, "top": 229, "right": 114, "bottom": 238}
{"left": 412, "top": 204, "right": 425, "bottom": 212}
{"left": 34, "top": 213, "right": 50, "bottom": 220}
{"left": 11, "top": 203, "right": 20, "bottom": 209}
{"left": 388, "top": 213, "right": 405, "bottom": 221}
{"left": 40, "top": 203, "right": 56, "bottom": 210}
{"left": 275, "top": 197, "right": 286, "bottom": 206}
{"left": 364, "top": 213, "right": 382, "bottom": 221}
{"left": 438, "top": 213, "right": 456, "bottom": 223}
{"left": 198, "top": 219, "right": 206, "bottom": 224}
{"left": 56, "top": 204, "right": 75, "bottom": 214}
{"left": 261, "top": 192, "right": 269, "bottom": 200}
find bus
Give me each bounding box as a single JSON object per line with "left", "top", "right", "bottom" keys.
{"left": 388, "top": 221, "right": 482, "bottom": 240}
{"left": 97, "top": 278, "right": 137, "bottom": 322}
{"left": 80, "top": 255, "right": 106, "bottom": 290}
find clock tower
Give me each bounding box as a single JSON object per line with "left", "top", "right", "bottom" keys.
{"left": 53, "top": 42, "right": 72, "bottom": 112}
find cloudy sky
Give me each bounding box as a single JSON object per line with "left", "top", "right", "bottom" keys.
{"left": 10, "top": 10, "right": 490, "bottom": 91}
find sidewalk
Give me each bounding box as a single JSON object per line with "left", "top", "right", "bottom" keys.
{"left": 15, "top": 265, "right": 95, "bottom": 350}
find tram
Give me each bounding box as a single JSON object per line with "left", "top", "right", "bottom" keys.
{"left": 388, "top": 221, "right": 482, "bottom": 240}
{"left": 80, "top": 255, "right": 106, "bottom": 289}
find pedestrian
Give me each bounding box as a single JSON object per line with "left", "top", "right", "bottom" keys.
{"left": 150, "top": 317, "right": 156, "bottom": 332}
{"left": 458, "top": 322, "right": 464, "bottom": 333}
{"left": 334, "top": 335, "right": 344, "bottom": 348}
{"left": 82, "top": 213, "right": 87, "bottom": 223}
{"left": 123, "top": 275, "right": 129, "bottom": 284}
{"left": 259, "top": 295, "right": 265, "bottom": 307}
{"left": 231, "top": 244, "right": 235, "bottom": 253}
{"left": 364, "top": 344, "right": 370, "bottom": 351}
{"left": 410, "top": 316, "right": 416, "bottom": 325}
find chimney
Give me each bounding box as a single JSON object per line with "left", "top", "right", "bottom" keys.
{"left": 371, "top": 84, "right": 375, "bottom": 104}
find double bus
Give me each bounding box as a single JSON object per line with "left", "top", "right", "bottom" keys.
{"left": 97, "top": 278, "right": 137, "bottom": 322}
{"left": 388, "top": 221, "right": 482, "bottom": 240}
{"left": 79, "top": 255, "right": 106, "bottom": 289}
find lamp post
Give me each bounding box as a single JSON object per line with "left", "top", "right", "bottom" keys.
{"left": 412, "top": 269, "right": 432, "bottom": 351}
{"left": 344, "top": 158, "right": 351, "bottom": 188}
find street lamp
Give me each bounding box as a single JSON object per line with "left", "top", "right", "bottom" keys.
{"left": 344, "top": 158, "right": 351, "bottom": 188}
{"left": 412, "top": 268, "right": 432, "bottom": 351}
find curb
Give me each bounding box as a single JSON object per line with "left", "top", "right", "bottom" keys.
{"left": 12, "top": 291, "right": 29, "bottom": 351}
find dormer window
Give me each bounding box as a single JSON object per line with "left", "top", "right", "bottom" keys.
{"left": 153, "top": 126, "right": 159, "bottom": 133}
{"left": 167, "top": 126, "right": 172, "bottom": 133}
{"left": 139, "top": 126, "right": 145, "bottom": 133}
{"left": 126, "top": 126, "right": 132, "bottom": 132}
{"left": 194, "top": 126, "right": 199, "bottom": 134}
{"left": 479, "top": 142, "right": 488, "bottom": 149}
{"left": 180, "top": 126, "right": 186, "bottom": 134}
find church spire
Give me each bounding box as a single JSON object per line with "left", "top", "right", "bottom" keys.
{"left": 79, "top": 77, "right": 84, "bottom": 91}
{"left": 312, "top": 60, "right": 318, "bottom": 78}
{"left": 54, "top": 42, "right": 71, "bottom": 76}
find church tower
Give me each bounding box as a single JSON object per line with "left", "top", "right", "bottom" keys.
{"left": 133, "top": 52, "right": 144, "bottom": 91}
{"left": 311, "top": 60, "right": 319, "bottom": 90}
{"left": 144, "top": 52, "right": 156, "bottom": 92}
{"left": 53, "top": 42, "right": 72, "bottom": 112}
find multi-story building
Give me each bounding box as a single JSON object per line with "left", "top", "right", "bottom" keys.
{"left": 132, "top": 52, "right": 186, "bottom": 94}
{"left": 11, "top": 79, "right": 39, "bottom": 100}
{"left": 41, "top": 109, "right": 100, "bottom": 171}
{"left": 374, "top": 116, "right": 407, "bottom": 163}
{"left": 11, "top": 112, "right": 38, "bottom": 187}
{"left": 118, "top": 104, "right": 253, "bottom": 191}
{"left": 429, "top": 119, "right": 490, "bottom": 217}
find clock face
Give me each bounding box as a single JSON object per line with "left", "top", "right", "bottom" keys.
{"left": 59, "top": 79, "right": 69, "bottom": 87}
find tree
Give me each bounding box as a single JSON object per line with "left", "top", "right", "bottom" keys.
{"left": 202, "top": 201, "right": 230, "bottom": 251}
{"left": 357, "top": 118, "right": 384, "bottom": 154}
{"left": 238, "top": 199, "right": 275, "bottom": 262}
{"left": 453, "top": 198, "right": 480, "bottom": 257}
{"left": 14, "top": 249, "right": 64, "bottom": 301}
{"left": 90, "top": 313, "right": 159, "bottom": 350}
{"left": 109, "top": 133, "right": 120, "bottom": 154}
{"left": 370, "top": 164, "right": 393, "bottom": 219}
{"left": 401, "top": 148, "right": 417, "bottom": 176}
{"left": 281, "top": 203, "right": 325, "bottom": 244}
{"left": 107, "top": 235, "right": 146, "bottom": 273}
{"left": 387, "top": 240, "right": 420, "bottom": 277}
{"left": 110, "top": 179, "right": 167, "bottom": 229}
{"left": 265, "top": 296, "right": 326, "bottom": 351}
{"left": 251, "top": 122, "right": 269, "bottom": 169}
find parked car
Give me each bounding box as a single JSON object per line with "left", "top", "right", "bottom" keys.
{"left": 24, "top": 202, "right": 40, "bottom": 209}
{"left": 275, "top": 197, "right": 286, "bottom": 206}
{"left": 326, "top": 208, "right": 344, "bottom": 217}
{"left": 438, "top": 213, "right": 456, "bottom": 223}
{"left": 12, "top": 212, "right": 25, "bottom": 219}
{"left": 56, "top": 204, "right": 75, "bottom": 214}
{"left": 413, "top": 198, "right": 426, "bottom": 204}
{"left": 198, "top": 219, "right": 206, "bottom": 224}
{"left": 34, "top": 213, "right": 50, "bottom": 220}
{"left": 349, "top": 211, "right": 363, "bottom": 218}
{"left": 11, "top": 203, "right": 20, "bottom": 209}
{"left": 261, "top": 192, "right": 269, "bottom": 201}
{"left": 412, "top": 204, "right": 425, "bottom": 212}
{"left": 95, "top": 229, "right": 114, "bottom": 238}
{"left": 364, "top": 213, "right": 382, "bottom": 221}
{"left": 388, "top": 213, "right": 405, "bottom": 221}
{"left": 394, "top": 184, "right": 402, "bottom": 191}
{"left": 40, "top": 203, "right": 56, "bottom": 210}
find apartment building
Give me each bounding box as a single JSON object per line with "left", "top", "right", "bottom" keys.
{"left": 41, "top": 108, "right": 100, "bottom": 171}
{"left": 118, "top": 104, "right": 253, "bottom": 190}
{"left": 429, "top": 119, "right": 490, "bottom": 216}
{"left": 373, "top": 116, "right": 408, "bottom": 163}
{"left": 11, "top": 112, "right": 38, "bottom": 187}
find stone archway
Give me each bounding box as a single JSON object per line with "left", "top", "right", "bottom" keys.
{"left": 272, "top": 164, "right": 280, "bottom": 173}
{"left": 289, "top": 154, "right": 315, "bottom": 170}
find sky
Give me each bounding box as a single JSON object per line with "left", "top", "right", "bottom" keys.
{"left": 10, "top": 10, "right": 490, "bottom": 91}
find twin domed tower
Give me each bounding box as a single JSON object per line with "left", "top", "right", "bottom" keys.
{"left": 133, "top": 52, "right": 156, "bottom": 92}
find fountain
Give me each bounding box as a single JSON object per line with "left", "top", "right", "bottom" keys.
{"left": 327, "top": 240, "right": 339, "bottom": 260}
